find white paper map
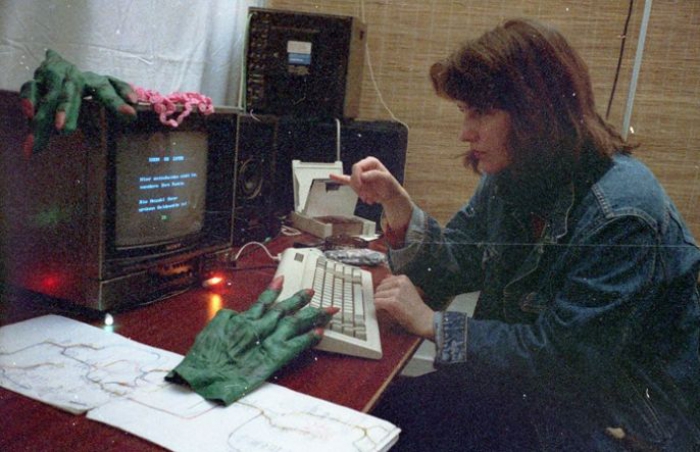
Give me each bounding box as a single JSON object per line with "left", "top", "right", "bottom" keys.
{"left": 0, "top": 315, "right": 399, "bottom": 452}
{"left": 0, "top": 314, "right": 180, "bottom": 414}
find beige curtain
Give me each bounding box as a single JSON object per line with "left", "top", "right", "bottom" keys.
{"left": 0, "top": 0, "right": 266, "bottom": 106}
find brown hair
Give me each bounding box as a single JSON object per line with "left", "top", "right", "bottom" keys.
{"left": 430, "top": 19, "right": 635, "bottom": 176}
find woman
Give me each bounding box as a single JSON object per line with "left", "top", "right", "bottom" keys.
{"left": 332, "top": 19, "right": 700, "bottom": 451}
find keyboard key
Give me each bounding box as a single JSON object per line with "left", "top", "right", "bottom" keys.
{"left": 273, "top": 247, "right": 382, "bottom": 359}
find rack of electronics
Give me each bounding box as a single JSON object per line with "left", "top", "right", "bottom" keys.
{"left": 0, "top": 8, "right": 407, "bottom": 312}
{"left": 239, "top": 7, "right": 407, "bottom": 239}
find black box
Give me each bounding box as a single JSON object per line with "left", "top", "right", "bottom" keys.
{"left": 245, "top": 7, "right": 366, "bottom": 119}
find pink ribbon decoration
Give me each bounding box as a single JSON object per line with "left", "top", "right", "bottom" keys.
{"left": 132, "top": 86, "right": 215, "bottom": 127}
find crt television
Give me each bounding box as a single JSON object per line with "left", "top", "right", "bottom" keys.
{"left": 0, "top": 90, "right": 238, "bottom": 311}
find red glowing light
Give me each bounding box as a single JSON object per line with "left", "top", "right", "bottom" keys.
{"left": 202, "top": 275, "right": 224, "bottom": 288}
{"left": 40, "top": 274, "right": 62, "bottom": 291}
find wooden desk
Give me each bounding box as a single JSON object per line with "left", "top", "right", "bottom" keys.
{"left": 0, "top": 235, "right": 421, "bottom": 451}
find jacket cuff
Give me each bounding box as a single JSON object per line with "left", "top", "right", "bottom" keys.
{"left": 434, "top": 311, "right": 469, "bottom": 365}
{"left": 381, "top": 214, "right": 409, "bottom": 248}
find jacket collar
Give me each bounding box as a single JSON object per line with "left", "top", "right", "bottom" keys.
{"left": 544, "top": 181, "right": 575, "bottom": 243}
{"left": 495, "top": 172, "right": 576, "bottom": 244}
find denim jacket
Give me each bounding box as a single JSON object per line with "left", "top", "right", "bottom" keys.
{"left": 388, "top": 154, "right": 700, "bottom": 448}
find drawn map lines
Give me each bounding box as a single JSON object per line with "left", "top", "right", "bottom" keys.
{"left": 1, "top": 315, "right": 400, "bottom": 451}
{"left": 0, "top": 334, "right": 178, "bottom": 413}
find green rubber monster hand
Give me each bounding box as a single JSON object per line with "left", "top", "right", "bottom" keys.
{"left": 166, "top": 276, "right": 338, "bottom": 405}
{"left": 19, "top": 49, "right": 137, "bottom": 154}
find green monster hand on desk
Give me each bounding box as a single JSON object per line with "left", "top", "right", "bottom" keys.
{"left": 20, "top": 49, "right": 137, "bottom": 154}
{"left": 166, "top": 276, "right": 338, "bottom": 405}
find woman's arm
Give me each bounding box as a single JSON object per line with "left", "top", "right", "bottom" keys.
{"left": 439, "top": 216, "right": 659, "bottom": 386}
{"left": 329, "top": 156, "right": 412, "bottom": 232}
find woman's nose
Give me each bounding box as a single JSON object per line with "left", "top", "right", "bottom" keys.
{"left": 460, "top": 123, "right": 478, "bottom": 142}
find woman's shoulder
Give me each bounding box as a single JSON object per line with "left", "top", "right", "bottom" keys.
{"left": 606, "top": 153, "right": 656, "bottom": 178}
{"left": 586, "top": 153, "right": 670, "bottom": 222}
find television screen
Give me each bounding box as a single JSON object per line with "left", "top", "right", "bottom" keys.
{"left": 114, "top": 131, "right": 208, "bottom": 249}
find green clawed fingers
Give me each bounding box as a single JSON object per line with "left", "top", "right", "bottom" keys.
{"left": 19, "top": 49, "right": 136, "bottom": 154}
{"left": 166, "top": 279, "right": 337, "bottom": 405}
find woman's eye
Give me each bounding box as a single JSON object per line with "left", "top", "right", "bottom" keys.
{"left": 467, "top": 109, "right": 483, "bottom": 120}
{"left": 458, "top": 105, "right": 489, "bottom": 118}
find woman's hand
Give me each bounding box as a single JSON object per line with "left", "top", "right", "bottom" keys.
{"left": 329, "top": 156, "right": 413, "bottom": 230}
{"left": 374, "top": 274, "right": 435, "bottom": 340}
{"left": 329, "top": 156, "right": 403, "bottom": 205}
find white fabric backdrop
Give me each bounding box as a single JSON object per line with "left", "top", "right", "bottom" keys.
{"left": 0, "top": 0, "right": 264, "bottom": 106}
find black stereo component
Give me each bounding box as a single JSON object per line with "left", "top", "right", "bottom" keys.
{"left": 245, "top": 7, "right": 366, "bottom": 119}
{"left": 232, "top": 114, "right": 281, "bottom": 245}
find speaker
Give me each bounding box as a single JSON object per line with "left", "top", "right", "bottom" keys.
{"left": 275, "top": 118, "right": 408, "bottom": 225}
{"left": 232, "top": 114, "right": 280, "bottom": 245}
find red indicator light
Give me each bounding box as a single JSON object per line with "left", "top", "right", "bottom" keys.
{"left": 40, "top": 274, "right": 61, "bottom": 291}
{"left": 202, "top": 275, "right": 224, "bottom": 288}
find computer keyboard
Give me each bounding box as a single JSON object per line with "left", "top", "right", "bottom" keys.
{"left": 273, "top": 247, "right": 382, "bottom": 359}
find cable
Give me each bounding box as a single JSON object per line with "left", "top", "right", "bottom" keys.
{"left": 358, "top": 0, "right": 410, "bottom": 130}
{"left": 280, "top": 224, "right": 302, "bottom": 236}
{"left": 606, "top": 0, "right": 635, "bottom": 120}
{"left": 335, "top": 118, "right": 342, "bottom": 161}
{"left": 232, "top": 241, "right": 280, "bottom": 262}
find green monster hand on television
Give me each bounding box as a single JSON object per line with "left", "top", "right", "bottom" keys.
{"left": 19, "top": 49, "right": 138, "bottom": 154}
{"left": 166, "top": 276, "right": 338, "bottom": 405}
